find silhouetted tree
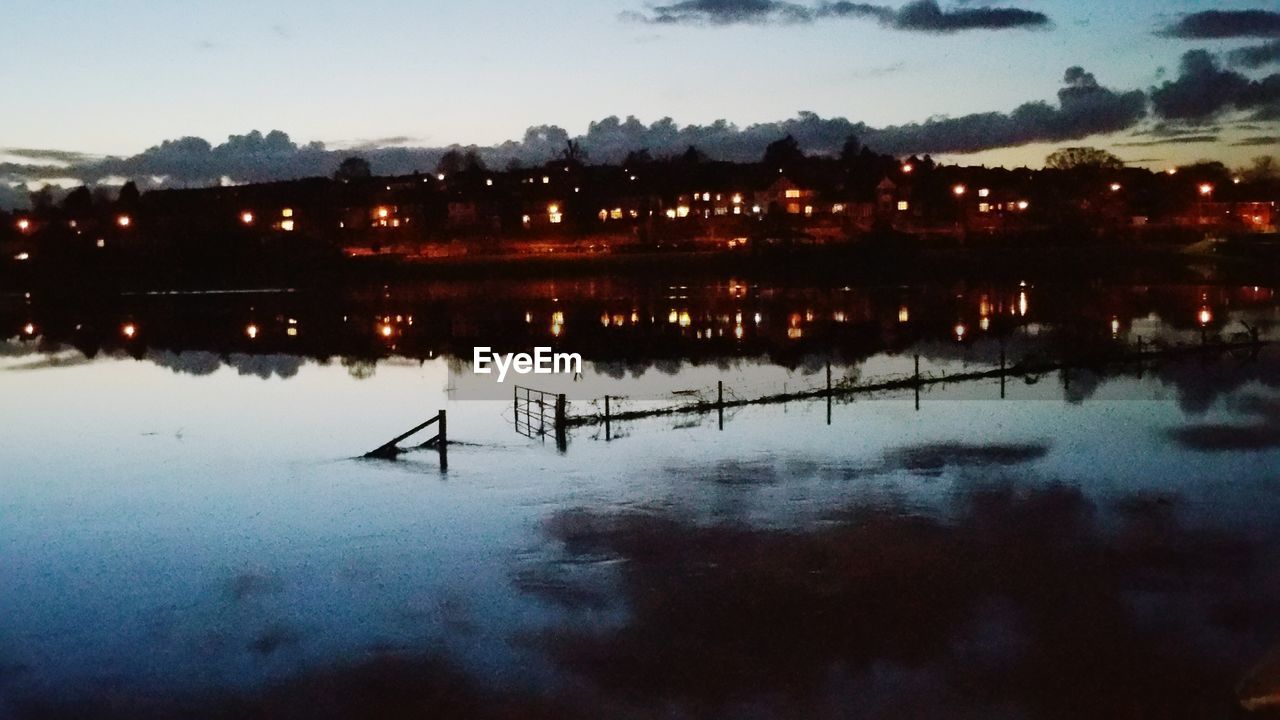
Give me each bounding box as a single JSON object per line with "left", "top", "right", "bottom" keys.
{"left": 839, "top": 135, "right": 862, "bottom": 164}
{"left": 680, "top": 145, "right": 707, "bottom": 164}
{"left": 462, "top": 148, "right": 487, "bottom": 173}
{"left": 334, "top": 156, "right": 372, "bottom": 182}
{"left": 117, "top": 181, "right": 141, "bottom": 209}
{"left": 29, "top": 186, "right": 56, "bottom": 214}
{"left": 1045, "top": 147, "right": 1124, "bottom": 170}
{"left": 1240, "top": 155, "right": 1278, "bottom": 183}
{"left": 436, "top": 150, "right": 465, "bottom": 176}
{"left": 562, "top": 140, "right": 587, "bottom": 166}
{"left": 62, "top": 186, "right": 93, "bottom": 216}
{"left": 762, "top": 135, "right": 804, "bottom": 170}
{"left": 624, "top": 149, "right": 653, "bottom": 167}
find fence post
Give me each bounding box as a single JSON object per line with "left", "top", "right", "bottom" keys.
{"left": 437, "top": 410, "right": 448, "bottom": 472}
{"left": 826, "top": 360, "right": 832, "bottom": 426}
{"left": 717, "top": 380, "right": 724, "bottom": 431}
{"left": 914, "top": 354, "right": 921, "bottom": 412}
{"left": 555, "top": 394, "right": 567, "bottom": 453}
{"left": 604, "top": 395, "right": 611, "bottom": 441}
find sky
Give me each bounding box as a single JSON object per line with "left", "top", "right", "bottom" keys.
{"left": 1, "top": 0, "right": 1277, "bottom": 200}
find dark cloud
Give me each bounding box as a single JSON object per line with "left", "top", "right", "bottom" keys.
{"left": 1150, "top": 49, "right": 1280, "bottom": 122}
{"left": 1159, "top": 10, "right": 1280, "bottom": 39}
{"left": 1233, "top": 135, "right": 1280, "bottom": 146}
{"left": 1, "top": 147, "right": 97, "bottom": 165}
{"left": 630, "top": 0, "right": 1049, "bottom": 32}
{"left": 1229, "top": 40, "right": 1280, "bottom": 69}
{"left": 0, "top": 67, "right": 1146, "bottom": 207}
{"left": 1115, "top": 134, "right": 1219, "bottom": 147}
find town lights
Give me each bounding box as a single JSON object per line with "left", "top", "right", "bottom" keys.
{"left": 379, "top": 323, "right": 394, "bottom": 338}
{"left": 377, "top": 207, "right": 390, "bottom": 219}
{"left": 954, "top": 323, "right": 967, "bottom": 340}
{"left": 1017, "top": 200, "right": 1030, "bottom": 210}
{"left": 117, "top": 215, "right": 131, "bottom": 228}
{"left": 122, "top": 323, "right": 137, "bottom": 339}
{"left": 1198, "top": 308, "right": 1213, "bottom": 326}
{"left": 901, "top": 163, "right": 914, "bottom": 173}
{"left": 1199, "top": 183, "right": 1214, "bottom": 197}
{"left": 16, "top": 219, "right": 30, "bottom": 231}
{"left": 1110, "top": 183, "right": 1122, "bottom": 192}
{"left": 952, "top": 185, "right": 966, "bottom": 197}
{"left": 1166, "top": 168, "right": 1178, "bottom": 175}
{"left": 23, "top": 323, "right": 35, "bottom": 336}
{"left": 246, "top": 323, "right": 259, "bottom": 339}
{"left": 241, "top": 211, "right": 255, "bottom": 225}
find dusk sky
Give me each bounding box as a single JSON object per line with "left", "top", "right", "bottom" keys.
{"left": 2, "top": 0, "right": 1277, "bottom": 196}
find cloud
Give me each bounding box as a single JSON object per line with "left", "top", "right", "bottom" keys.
{"left": 0, "top": 66, "right": 1148, "bottom": 207}
{"left": 1159, "top": 10, "right": 1280, "bottom": 39}
{"left": 1114, "top": 134, "right": 1218, "bottom": 147}
{"left": 629, "top": 0, "right": 1049, "bottom": 32}
{"left": 1150, "top": 50, "right": 1280, "bottom": 122}
{"left": 1228, "top": 40, "right": 1280, "bottom": 69}
{"left": 1233, "top": 135, "right": 1280, "bottom": 146}
{"left": 1, "top": 147, "right": 97, "bottom": 165}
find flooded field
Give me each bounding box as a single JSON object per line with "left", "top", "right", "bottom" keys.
{"left": 3, "top": 276, "right": 1280, "bottom": 718}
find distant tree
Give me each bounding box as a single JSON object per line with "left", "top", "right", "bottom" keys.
{"left": 623, "top": 149, "right": 653, "bottom": 167}
{"left": 680, "top": 145, "right": 707, "bottom": 164}
{"left": 505, "top": 157, "right": 525, "bottom": 172}
{"left": 436, "top": 149, "right": 465, "bottom": 176}
{"left": 29, "top": 186, "right": 57, "bottom": 214}
{"left": 117, "top": 181, "right": 141, "bottom": 209}
{"left": 562, "top": 139, "right": 587, "bottom": 166}
{"left": 462, "top": 148, "right": 488, "bottom": 173}
{"left": 62, "top": 186, "right": 93, "bottom": 216}
{"left": 334, "top": 156, "right": 372, "bottom": 182}
{"left": 1045, "top": 147, "right": 1124, "bottom": 171}
{"left": 762, "top": 135, "right": 804, "bottom": 170}
{"left": 839, "top": 135, "right": 862, "bottom": 164}
{"left": 1240, "top": 155, "right": 1278, "bottom": 183}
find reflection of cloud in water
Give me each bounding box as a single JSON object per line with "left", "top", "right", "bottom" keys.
{"left": 1169, "top": 392, "right": 1280, "bottom": 452}
{"left": 147, "top": 350, "right": 305, "bottom": 380}
{"left": 523, "top": 483, "right": 1268, "bottom": 718}
{"left": 883, "top": 441, "right": 1050, "bottom": 475}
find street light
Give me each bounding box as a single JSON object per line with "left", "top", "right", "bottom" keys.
{"left": 1110, "top": 183, "right": 1122, "bottom": 192}
{"left": 1198, "top": 183, "right": 1214, "bottom": 197}
{"left": 953, "top": 185, "right": 967, "bottom": 197}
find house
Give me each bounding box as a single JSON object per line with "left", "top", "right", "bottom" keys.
{"left": 756, "top": 176, "right": 817, "bottom": 217}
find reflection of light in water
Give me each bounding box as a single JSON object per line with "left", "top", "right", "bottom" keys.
{"left": 787, "top": 327, "right": 803, "bottom": 339}
{"left": 600, "top": 313, "right": 610, "bottom": 327}
{"left": 734, "top": 325, "right": 744, "bottom": 339}
{"left": 1018, "top": 291, "right": 1028, "bottom": 317}
{"left": 1111, "top": 318, "right": 1120, "bottom": 337}
{"left": 23, "top": 323, "right": 36, "bottom": 336}
{"left": 287, "top": 327, "right": 298, "bottom": 337}
{"left": 122, "top": 323, "right": 137, "bottom": 339}
{"left": 1198, "top": 308, "right": 1213, "bottom": 326}
{"left": 955, "top": 323, "right": 967, "bottom": 340}
{"left": 525, "top": 312, "right": 532, "bottom": 323}
{"left": 833, "top": 311, "right": 846, "bottom": 323}
{"left": 379, "top": 324, "right": 394, "bottom": 338}
{"left": 754, "top": 313, "right": 762, "bottom": 325}
{"left": 246, "top": 324, "right": 258, "bottom": 339}
{"left": 979, "top": 296, "right": 991, "bottom": 318}
{"left": 668, "top": 310, "right": 678, "bottom": 324}
{"left": 550, "top": 323, "right": 562, "bottom": 337}
{"left": 804, "top": 310, "right": 814, "bottom": 323}
{"left": 612, "top": 314, "right": 625, "bottom": 326}
{"left": 551, "top": 311, "right": 564, "bottom": 326}
{"left": 630, "top": 311, "right": 639, "bottom": 325}
{"left": 789, "top": 313, "right": 802, "bottom": 328}
{"left": 898, "top": 306, "right": 910, "bottom": 323}
{"left": 678, "top": 311, "right": 691, "bottom": 328}
{"left": 980, "top": 317, "right": 990, "bottom": 332}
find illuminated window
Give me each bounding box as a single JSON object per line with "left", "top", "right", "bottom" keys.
{"left": 978, "top": 203, "right": 990, "bottom": 213}
{"left": 804, "top": 206, "right": 813, "bottom": 217}
{"left": 784, "top": 189, "right": 801, "bottom": 199}
{"left": 832, "top": 203, "right": 845, "bottom": 214}
{"left": 787, "top": 203, "right": 801, "bottom": 214}
{"left": 281, "top": 208, "right": 294, "bottom": 218}
{"left": 731, "top": 194, "right": 742, "bottom": 204}
{"left": 978, "top": 188, "right": 990, "bottom": 198}
{"left": 897, "top": 201, "right": 909, "bottom": 211}
{"left": 521, "top": 214, "right": 531, "bottom": 227}
{"left": 733, "top": 206, "right": 742, "bottom": 215}
{"left": 610, "top": 208, "right": 623, "bottom": 220}
{"left": 598, "top": 210, "right": 608, "bottom": 221}
{"left": 702, "top": 192, "right": 710, "bottom": 202}
{"left": 280, "top": 220, "right": 295, "bottom": 232}
{"left": 676, "top": 206, "right": 690, "bottom": 218}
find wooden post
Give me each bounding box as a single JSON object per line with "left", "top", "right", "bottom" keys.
{"left": 914, "top": 354, "right": 921, "bottom": 412}
{"left": 604, "top": 395, "right": 611, "bottom": 442}
{"left": 437, "top": 410, "right": 447, "bottom": 472}
{"left": 555, "top": 393, "right": 567, "bottom": 453}
{"left": 717, "top": 380, "right": 724, "bottom": 431}
{"left": 999, "top": 344, "right": 1006, "bottom": 400}
{"left": 826, "top": 360, "right": 832, "bottom": 426}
